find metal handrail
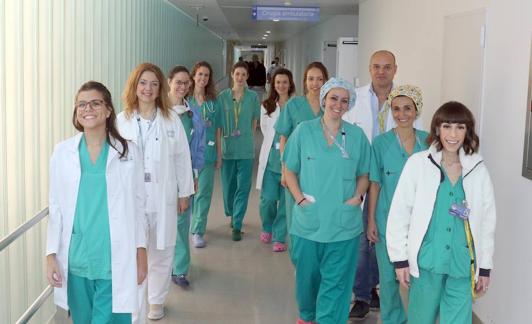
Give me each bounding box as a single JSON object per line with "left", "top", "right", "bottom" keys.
{"left": 0, "top": 207, "right": 51, "bottom": 324}
{"left": 0, "top": 207, "right": 49, "bottom": 253}
{"left": 15, "top": 285, "right": 53, "bottom": 324}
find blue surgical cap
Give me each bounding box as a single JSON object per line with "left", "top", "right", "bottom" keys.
{"left": 319, "top": 78, "right": 357, "bottom": 111}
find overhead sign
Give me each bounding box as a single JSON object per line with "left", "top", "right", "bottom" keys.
{"left": 251, "top": 6, "right": 320, "bottom": 22}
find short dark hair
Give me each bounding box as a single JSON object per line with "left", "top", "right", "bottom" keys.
{"left": 426, "top": 101, "right": 479, "bottom": 155}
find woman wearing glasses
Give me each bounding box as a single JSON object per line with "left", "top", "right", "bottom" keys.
{"left": 117, "top": 62, "right": 194, "bottom": 322}
{"left": 167, "top": 65, "right": 206, "bottom": 289}
{"left": 46, "top": 81, "right": 147, "bottom": 323}
{"left": 217, "top": 61, "right": 261, "bottom": 241}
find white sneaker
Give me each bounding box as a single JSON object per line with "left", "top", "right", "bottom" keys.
{"left": 147, "top": 304, "right": 165, "bottom": 320}
{"left": 192, "top": 233, "right": 206, "bottom": 248}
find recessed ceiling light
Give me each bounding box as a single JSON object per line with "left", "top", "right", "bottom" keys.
{"left": 273, "top": 19, "right": 280, "bottom": 22}
{"left": 284, "top": 1, "right": 292, "bottom": 6}
{"left": 262, "top": 37, "right": 266, "bottom": 40}
{"left": 266, "top": 30, "right": 271, "bottom": 33}
{"left": 263, "top": 34, "right": 268, "bottom": 37}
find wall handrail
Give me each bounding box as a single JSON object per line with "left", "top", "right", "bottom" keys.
{"left": 15, "top": 284, "right": 53, "bottom": 324}
{"left": 0, "top": 207, "right": 49, "bottom": 253}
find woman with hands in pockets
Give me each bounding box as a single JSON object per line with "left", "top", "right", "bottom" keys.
{"left": 283, "top": 78, "right": 370, "bottom": 324}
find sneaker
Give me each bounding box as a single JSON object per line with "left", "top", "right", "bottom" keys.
{"left": 192, "top": 233, "right": 206, "bottom": 248}
{"left": 232, "top": 229, "right": 242, "bottom": 241}
{"left": 260, "top": 232, "right": 272, "bottom": 244}
{"left": 296, "top": 319, "right": 314, "bottom": 324}
{"left": 272, "top": 242, "right": 287, "bottom": 252}
{"left": 370, "top": 287, "right": 380, "bottom": 310}
{"left": 147, "top": 304, "right": 165, "bottom": 320}
{"left": 171, "top": 274, "right": 189, "bottom": 288}
{"left": 349, "top": 300, "right": 370, "bottom": 320}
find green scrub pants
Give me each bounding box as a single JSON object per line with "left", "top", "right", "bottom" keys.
{"left": 221, "top": 159, "right": 253, "bottom": 230}
{"left": 173, "top": 204, "right": 192, "bottom": 275}
{"left": 408, "top": 269, "right": 472, "bottom": 324}
{"left": 67, "top": 272, "right": 131, "bottom": 324}
{"left": 375, "top": 239, "right": 407, "bottom": 324}
{"left": 290, "top": 235, "right": 360, "bottom": 324}
{"left": 259, "top": 169, "right": 286, "bottom": 243}
{"left": 191, "top": 163, "right": 215, "bottom": 235}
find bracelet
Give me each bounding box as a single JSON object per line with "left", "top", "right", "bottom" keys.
{"left": 297, "top": 197, "right": 307, "bottom": 205}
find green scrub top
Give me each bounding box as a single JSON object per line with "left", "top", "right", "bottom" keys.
{"left": 274, "top": 96, "right": 322, "bottom": 139}
{"left": 189, "top": 97, "right": 222, "bottom": 163}
{"left": 370, "top": 129, "right": 428, "bottom": 236}
{"left": 180, "top": 112, "right": 194, "bottom": 144}
{"left": 69, "top": 136, "right": 112, "bottom": 280}
{"left": 283, "top": 118, "right": 371, "bottom": 243}
{"left": 266, "top": 132, "right": 282, "bottom": 174}
{"left": 218, "top": 88, "right": 260, "bottom": 160}
{"left": 417, "top": 173, "right": 470, "bottom": 278}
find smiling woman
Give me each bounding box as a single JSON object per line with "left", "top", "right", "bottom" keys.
{"left": 386, "top": 101, "right": 496, "bottom": 324}
{"left": 47, "top": 81, "right": 147, "bottom": 323}
{"left": 117, "top": 63, "right": 195, "bottom": 322}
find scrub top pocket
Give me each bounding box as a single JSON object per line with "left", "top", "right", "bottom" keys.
{"left": 293, "top": 203, "right": 320, "bottom": 231}
{"left": 338, "top": 203, "right": 361, "bottom": 230}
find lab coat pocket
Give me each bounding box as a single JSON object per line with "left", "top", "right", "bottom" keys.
{"left": 294, "top": 202, "right": 319, "bottom": 231}
{"left": 339, "top": 203, "right": 361, "bottom": 230}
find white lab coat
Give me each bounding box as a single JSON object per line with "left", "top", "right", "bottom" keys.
{"left": 46, "top": 133, "right": 147, "bottom": 313}
{"left": 386, "top": 145, "right": 497, "bottom": 279}
{"left": 117, "top": 108, "right": 194, "bottom": 249}
{"left": 343, "top": 83, "right": 423, "bottom": 142}
{"left": 256, "top": 103, "right": 280, "bottom": 190}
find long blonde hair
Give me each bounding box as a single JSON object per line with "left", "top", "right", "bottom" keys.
{"left": 122, "top": 62, "right": 171, "bottom": 119}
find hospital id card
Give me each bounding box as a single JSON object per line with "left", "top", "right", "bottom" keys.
{"left": 144, "top": 172, "right": 152, "bottom": 182}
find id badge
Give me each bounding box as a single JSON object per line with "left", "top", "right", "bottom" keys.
{"left": 208, "top": 140, "right": 215, "bottom": 146}
{"left": 275, "top": 142, "right": 280, "bottom": 150}
{"left": 144, "top": 172, "right": 152, "bottom": 183}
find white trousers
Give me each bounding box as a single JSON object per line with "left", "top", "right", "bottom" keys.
{"left": 132, "top": 213, "right": 175, "bottom": 324}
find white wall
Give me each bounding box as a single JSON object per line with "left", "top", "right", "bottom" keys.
{"left": 0, "top": 0, "right": 224, "bottom": 323}
{"left": 357, "top": 0, "right": 532, "bottom": 322}
{"left": 280, "top": 15, "right": 358, "bottom": 94}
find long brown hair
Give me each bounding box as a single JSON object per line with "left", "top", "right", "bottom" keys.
{"left": 263, "top": 68, "right": 295, "bottom": 116}
{"left": 122, "top": 62, "right": 171, "bottom": 119}
{"left": 303, "top": 62, "right": 329, "bottom": 94}
{"left": 73, "top": 81, "right": 128, "bottom": 158}
{"left": 426, "top": 101, "right": 480, "bottom": 155}
{"left": 190, "top": 61, "right": 217, "bottom": 101}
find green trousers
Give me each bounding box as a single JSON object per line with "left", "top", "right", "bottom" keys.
{"left": 259, "top": 169, "right": 287, "bottom": 243}
{"left": 173, "top": 204, "right": 191, "bottom": 275}
{"left": 375, "top": 239, "right": 407, "bottom": 324}
{"left": 221, "top": 159, "right": 253, "bottom": 230}
{"left": 191, "top": 163, "right": 215, "bottom": 235}
{"left": 290, "top": 235, "right": 360, "bottom": 324}
{"left": 408, "top": 268, "right": 472, "bottom": 324}
{"left": 67, "top": 272, "right": 131, "bottom": 324}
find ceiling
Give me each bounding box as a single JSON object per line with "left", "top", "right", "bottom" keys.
{"left": 168, "top": 0, "right": 358, "bottom": 43}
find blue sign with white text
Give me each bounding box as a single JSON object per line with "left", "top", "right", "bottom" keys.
{"left": 252, "top": 6, "right": 320, "bottom": 22}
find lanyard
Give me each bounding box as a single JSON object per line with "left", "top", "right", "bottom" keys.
{"left": 136, "top": 108, "right": 157, "bottom": 154}
{"left": 393, "top": 128, "right": 421, "bottom": 157}
{"left": 233, "top": 98, "right": 242, "bottom": 130}
{"left": 321, "top": 118, "right": 349, "bottom": 159}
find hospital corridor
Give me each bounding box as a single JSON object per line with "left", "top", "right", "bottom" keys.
{"left": 1, "top": 0, "right": 531, "bottom": 324}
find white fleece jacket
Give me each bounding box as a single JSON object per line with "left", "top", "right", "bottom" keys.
{"left": 386, "top": 145, "right": 497, "bottom": 279}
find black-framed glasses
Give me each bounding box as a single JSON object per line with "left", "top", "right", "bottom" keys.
{"left": 76, "top": 99, "right": 106, "bottom": 111}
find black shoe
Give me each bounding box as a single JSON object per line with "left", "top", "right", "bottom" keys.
{"left": 349, "top": 300, "right": 370, "bottom": 320}
{"left": 232, "top": 229, "right": 242, "bottom": 241}
{"left": 370, "top": 288, "right": 380, "bottom": 310}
